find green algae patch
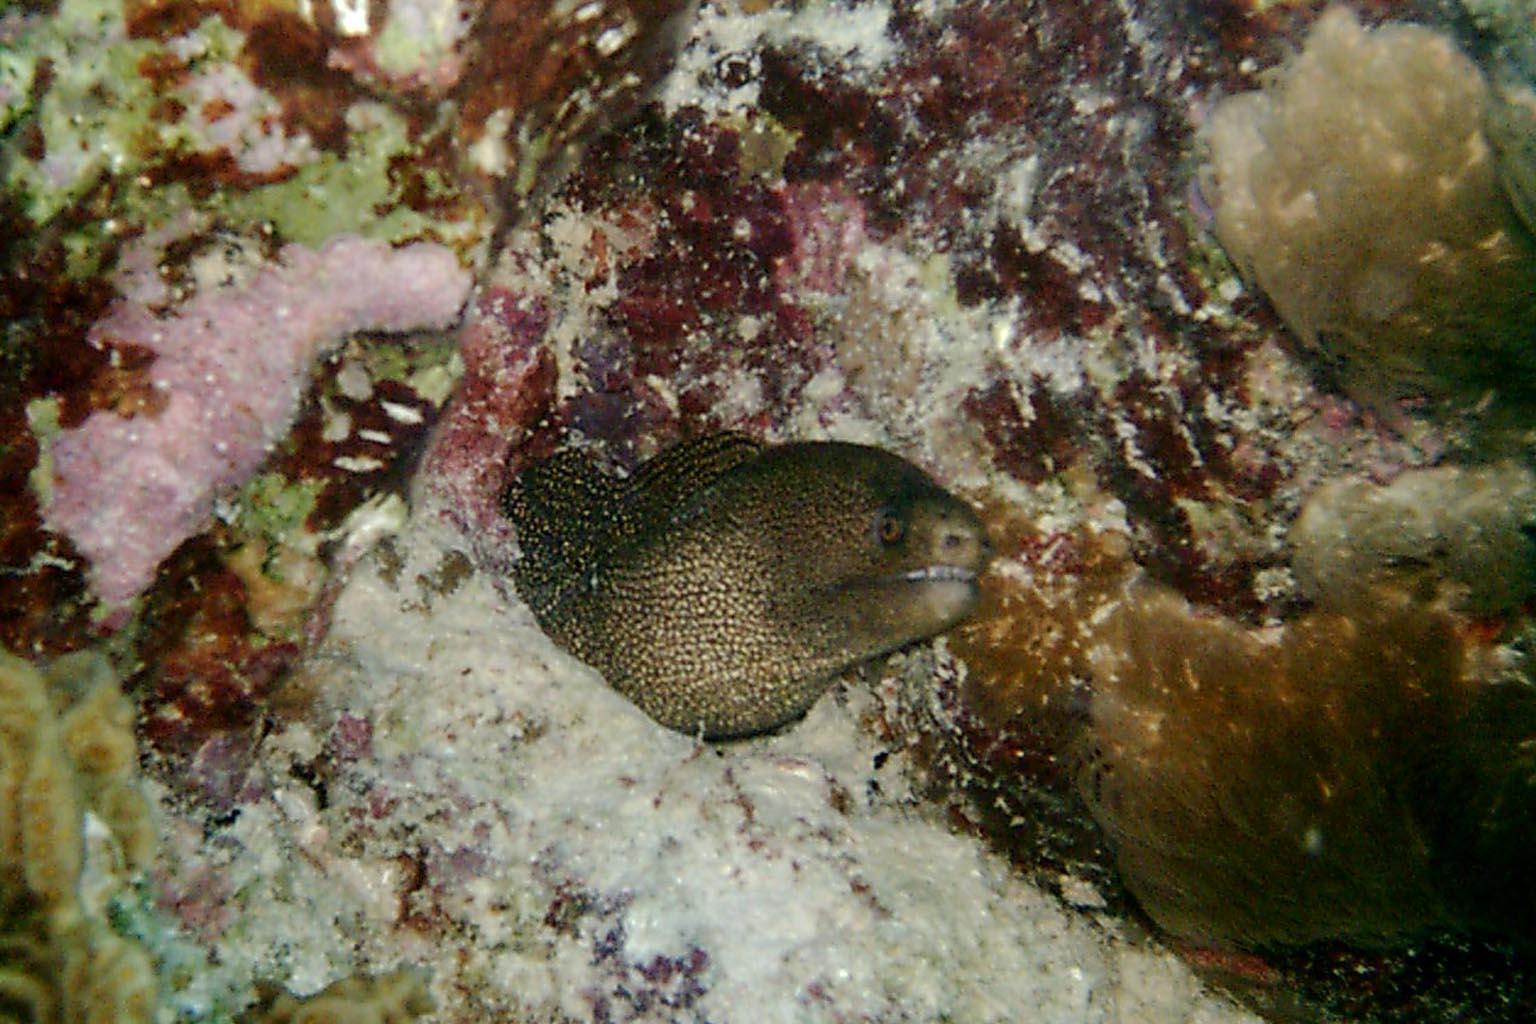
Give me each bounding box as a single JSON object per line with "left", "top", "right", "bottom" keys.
{"left": 112, "top": 101, "right": 486, "bottom": 254}
{"left": 3, "top": 1, "right": 487, "bottom": 277}
{"left": 360, "top": 332, "right": 463, "bottom": 406}
{"left": 25, "top": 397, "right": 62, "bottom": 510}
{"left": 236, "top": 471, "right": 321, "bottom": 542}
{"left": 2, "top": 0, "right": 165, "bottom": 226}
{"left": 201, "top": 103, "right": 484, "bottom": 250}
{"left": 225, "top": 472, "right": 329, "bottom": 641}
{"left": 106, "top": 882, "right": 252, "bottom": 1024}
{"left": 373, "top": 0, "right": 466, "bottom": 80}
{"left": 727, "top": 110, "right": 802, "bottom": 182}
{"left": 408, "top": 350, "right": 464, "bottom": 409}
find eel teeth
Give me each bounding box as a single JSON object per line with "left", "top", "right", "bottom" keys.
{"left": 903, "top": 565, "right": 977, "bottom": 583}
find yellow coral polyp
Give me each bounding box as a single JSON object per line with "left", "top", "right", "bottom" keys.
{"left": 1, "top": 649, "right": 158, "bottom": 1024}
{"left": 18, "top": 735, "right": 83, "bottom": 908}
{"left": 1, "top": 652, "right": 52, "bottom": 855}
{"left": 249, "top": 968, "right": 435, "bottom": 1024}
{"left": 90, "top": 779, "right": 156, "bottom": 873}
{"left": 61, "top": 934, "right": 158, "bottom": 1024}
{"left": 59, "top": 667, "right": 140, "bottom": 779}
{"left": 0, "top": 931, "right": 62, "bottom": 1022}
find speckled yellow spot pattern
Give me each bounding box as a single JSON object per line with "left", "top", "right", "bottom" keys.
{"left": 503, "top": 433, "right": 991, "bottom": 738}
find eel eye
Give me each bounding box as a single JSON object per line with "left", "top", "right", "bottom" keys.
{"left": 875, "top": 510, "right": 905, "bottom": 546}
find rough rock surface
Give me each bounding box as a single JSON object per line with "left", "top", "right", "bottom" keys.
{"left": 4, "top": 1, "right": 1536, "bottom": 1021}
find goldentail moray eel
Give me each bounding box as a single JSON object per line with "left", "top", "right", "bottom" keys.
{"left": 502, "top": 432, "right": 991, "bottom": 739}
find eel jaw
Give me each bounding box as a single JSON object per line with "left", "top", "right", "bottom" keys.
{"left": 888, "top": 563, "right": 982, "bottom": 631}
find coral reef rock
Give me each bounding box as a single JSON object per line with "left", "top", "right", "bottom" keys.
{"left": 7, "top": 0, "right": 1536, "bottom": 1021}
{"left": 1289, "top": 460, "right": 1536, "bottom": 615}
{"left": 186, "top": 514, "right": 1261, "bottom": 1024}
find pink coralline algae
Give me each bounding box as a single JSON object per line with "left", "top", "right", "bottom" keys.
{"left": 417, "top": 284, "right": 557, "bottom": 563}
{"left": 43, "top": 236, "right": 472, "bottom": 607}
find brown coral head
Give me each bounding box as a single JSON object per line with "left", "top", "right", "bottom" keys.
{"left": 1077, "top": 584, "right": 1483, "bottom": 949}
{"left": 1202, "top": 5, "right": 1536, "bottom": 421}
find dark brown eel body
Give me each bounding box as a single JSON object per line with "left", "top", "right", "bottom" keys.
{"left": 502, "top": 433, "right": 990, "bottom": 739}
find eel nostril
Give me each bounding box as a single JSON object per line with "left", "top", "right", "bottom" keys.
{"left": 941, "top": 529, "right": 976, "bottom": 554}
